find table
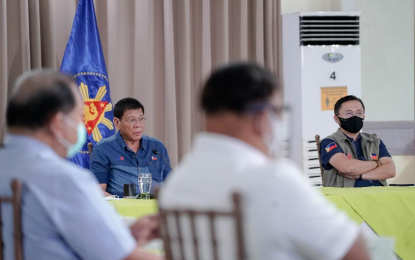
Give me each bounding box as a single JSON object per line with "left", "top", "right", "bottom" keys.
{"left": 107, "top": 199, "right": 158, "bottom": 218}
{"left": 322, "top": 187, "right": 415, "bottom": 260}
{"left": 108, "top": 187, "right": 415, "bottom": 260}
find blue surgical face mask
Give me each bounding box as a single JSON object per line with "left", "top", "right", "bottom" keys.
{"left": 57, "top": 115, "right": 87, "bottom": 158}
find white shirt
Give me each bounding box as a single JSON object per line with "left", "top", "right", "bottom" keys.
{"left": 0, "top": 134, "right": 136, "bottom": 260}
{"left": 159, "top": 133, "right": 359, "bottom": 260}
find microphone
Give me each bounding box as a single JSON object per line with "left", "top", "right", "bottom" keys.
{"left": 152, "top": 149, "right": 173, "bottom": 172}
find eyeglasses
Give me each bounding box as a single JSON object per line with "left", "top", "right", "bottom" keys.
{"left": 266, "top": 104, "right": 290, "bottom": 118}
{"left": 121, "top": 117, "right": 146, "bottom": 125}
{"left": 337, "top": 111, "right": 364, "bottom": 118}
{"left": 246, "top": 102, "right": 290, "bottom": 118}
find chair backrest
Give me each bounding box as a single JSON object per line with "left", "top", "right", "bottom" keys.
{"left": 158, "top": 192, "right": 246, "bottom": 260}
{"left": 0, "top": 180, "right": 23, "bottom": 260}
{"left": 87, "top": 142, "right": 93, "bottom": 159}
{"left": 315, "top": 135, "right": 324, "bottom": 184}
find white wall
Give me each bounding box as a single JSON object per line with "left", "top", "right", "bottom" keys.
{"left": 332, "top": 0, "right": 414, "bottom": 121}
{"left": 281, "top": 0, "right": 415, "bottom": 184}
{"left": 390, "top": 155, "right": 415, "bottom": 184}
{"left": 281, "top": 0, "right": 331, "bottom": 13}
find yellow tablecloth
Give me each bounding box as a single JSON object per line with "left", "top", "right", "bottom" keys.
{"left": 322, "top": 187, "right": 415, "bottom": 260}
{"left": 107, "top": 199, "right": 158, "bottom": 218}
{"left": 108, "top": 187, "right": 415, "bottom": 260}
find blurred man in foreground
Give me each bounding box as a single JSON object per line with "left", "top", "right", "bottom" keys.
{"left": 0, "top": 70, "right": 162, "bottom": 260}
{"left": 159, "top": 63, "right": 370, "bottom": 260}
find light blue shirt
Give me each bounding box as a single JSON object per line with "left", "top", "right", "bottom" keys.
{"left": 0, "top": 134, "right": 136, "bottom": 260}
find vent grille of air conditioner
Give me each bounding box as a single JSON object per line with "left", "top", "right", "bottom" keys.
{"left": 303, "top": 139, "right": 323, "bottom": 186}
{"left": 300, "top": 16, "right": 360, "bottom": 46}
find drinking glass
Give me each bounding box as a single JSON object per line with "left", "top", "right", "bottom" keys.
{"left": 138, "top": 173, "right": 152, "bottom": 199}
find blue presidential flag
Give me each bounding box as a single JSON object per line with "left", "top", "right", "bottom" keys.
{"left": 60, "top": 0, "right": 115, "bottom": 169}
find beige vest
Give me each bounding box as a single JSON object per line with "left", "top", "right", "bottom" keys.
{"left": 322, "top": 128, "right": 388, "bottom": 188}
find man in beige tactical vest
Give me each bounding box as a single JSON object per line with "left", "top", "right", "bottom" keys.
{"left": 320, "top": 95, "right": 396, "bottom": 187}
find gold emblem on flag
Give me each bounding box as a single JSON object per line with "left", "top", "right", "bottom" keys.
{"left": 78, "top": 82, "right": 114, "bottom": 142}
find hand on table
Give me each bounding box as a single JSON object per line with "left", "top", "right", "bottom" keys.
{"left": 130, "top": 214, "right": 160, "bottom": 246}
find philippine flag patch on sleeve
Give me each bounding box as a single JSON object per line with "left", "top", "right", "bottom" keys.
{"left": 325, "top": 142, "right": 338, "bottom": 153}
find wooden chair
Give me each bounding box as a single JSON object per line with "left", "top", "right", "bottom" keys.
{"left": 315, "top": 135, "right": 324, "bottom": 184}
{"left": 158, "top": 192, "right": 246, "bottom": 260}
{"left": 87, "top": 142, "right": 93, "bottom": 159}
{"left": 0, "top": 180, "right": 23, "bottom": 260}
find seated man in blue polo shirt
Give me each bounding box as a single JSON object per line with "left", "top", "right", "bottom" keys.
{"left": 91, "top": 97, "right": 172, "bottom": 197}
{"left": 320, "top": 95, "right": 396, "bottom": 187}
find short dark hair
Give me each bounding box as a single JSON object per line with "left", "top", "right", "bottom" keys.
{"left": 201, "top": 62, "right": 279, "bottom": 114}
{"left": 113, "top": 98, "right": 145, "bottom": 119}
{"left": 7, "top": 70, "right": 77, "bottom": 130}
{"left": 334, "top": 95, "right": 365, "bottom": 115}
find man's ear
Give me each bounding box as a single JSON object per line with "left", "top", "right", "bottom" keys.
{"left": 333, "top": 115, "right": 340, "bottom": 125}
{"left": 49, "top": 112, "right": 65, "bottom": 138}
{"left": 253, "top": 111, "right": 269, "bottom": 137}
{"left": 113, "top": 117, "right": 120, "bottom": 130}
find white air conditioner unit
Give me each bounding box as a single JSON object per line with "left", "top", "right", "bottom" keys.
{"left": 282, "top": 12, "right": 361, "bottom": 186}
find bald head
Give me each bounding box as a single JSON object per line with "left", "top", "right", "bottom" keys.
{"left": 7, "top": 70, "right": 78, "bottom": 131}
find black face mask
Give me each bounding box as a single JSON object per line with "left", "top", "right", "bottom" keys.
{"left": 337, "top": 116, "right": 364, "bottom": 133}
